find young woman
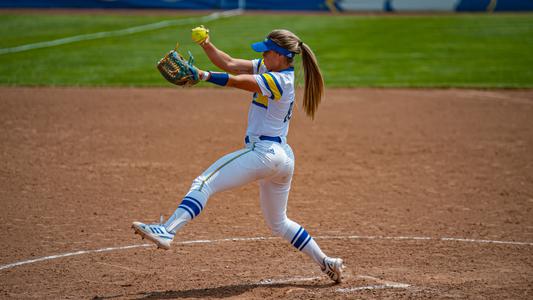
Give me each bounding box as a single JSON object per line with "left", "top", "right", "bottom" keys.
{"left": 133, "top": 28, "right": 344, "bottom": 283}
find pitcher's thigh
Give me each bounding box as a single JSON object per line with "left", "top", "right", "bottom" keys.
{"left": 259, "top": 178, "right": 292, "bottom": 229}
{"left": 193, "top": 148, "right": 273, "bottom": 195}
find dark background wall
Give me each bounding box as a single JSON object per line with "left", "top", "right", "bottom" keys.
{"left": 1, "top": 0, "right": 532, "bottom": 11}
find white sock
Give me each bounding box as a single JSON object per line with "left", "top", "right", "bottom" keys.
{"left": 164, "top": 191, "right": 207, "bottom": 234}
{"left": 301, "top": 238, "right": 327, "bottom": 268}
{"left": 283, "top": 223, "right": 327, "bottom": 268}
{"left": 164, "top": 208, "right": 191, "bottom": 234}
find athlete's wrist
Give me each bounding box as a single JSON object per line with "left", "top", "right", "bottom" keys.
{"left": 199, "top": 70, "right": 210, "bottom": 81}
{"left": 200, "top": 40, "right": 211, "bottom": 48}
{"left": 206, "top": 72, "right": 229, "bottom": 86}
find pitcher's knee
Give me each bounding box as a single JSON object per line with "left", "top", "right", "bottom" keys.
{"left": 269, "top": 219, "right": 291, "bottom": 237}
{"left": 187, "top": 176, "right": 212, "bottom": 202}
{"left": 191, "top": 176, "right": 203, "bottom": 189}
{"left": 190, "top": 176, "right": 210, "bottom": 193}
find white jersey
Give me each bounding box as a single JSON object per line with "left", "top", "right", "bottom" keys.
{"left": 247, "top": 58, "right": 295, "bottom": 138}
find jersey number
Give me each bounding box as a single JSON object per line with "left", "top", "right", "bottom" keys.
{"left": 284, "top": 102, "right": 294, "bottom": 123}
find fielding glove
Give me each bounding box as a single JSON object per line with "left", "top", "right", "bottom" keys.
{"left": 157, "top": 43, "right": 199, "bottom": 87}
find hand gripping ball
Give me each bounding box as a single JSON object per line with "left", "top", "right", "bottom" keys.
{"left": 191, "top": 25, "right": 209, "bottom": 45}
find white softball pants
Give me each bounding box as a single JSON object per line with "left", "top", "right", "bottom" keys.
{"left": 164, "top": 137, "right": 327, "bottom": 266}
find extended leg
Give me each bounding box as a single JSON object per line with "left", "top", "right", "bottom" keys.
{"left": 164, "top": 147, "right": 274, "bottom": 233}
{"left": 134, "top": 147, "right": 271, "bottom": 249}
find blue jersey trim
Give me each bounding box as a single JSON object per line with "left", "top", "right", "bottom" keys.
{"left": 269, "top": 72, "right": 283, "bottom": 97}
{"left": 259, "top": 74, "right": 274, "bottom": 99}
{"left": 252, "top": 100, "right": 268, "bottom": 109}
{"left": 279, "top": 67, "right": 294, "bottom": 73}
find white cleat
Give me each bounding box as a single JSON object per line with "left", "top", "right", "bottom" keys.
{"left": 132, "top": 221, "right": 174, "bottom": 250}
{"left": 322, "top": 257, "right": 344, "bottom": 283}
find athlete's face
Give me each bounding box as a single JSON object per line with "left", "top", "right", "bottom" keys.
{"left": 262, "top": 50, "right": 288, "bottom": 71}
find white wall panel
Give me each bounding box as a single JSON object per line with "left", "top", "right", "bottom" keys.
{"left": 337, "top": 0, "right": 385, "bottom": 11}
{"left": 391, "top": 0, "right": 460, "bottom": 11}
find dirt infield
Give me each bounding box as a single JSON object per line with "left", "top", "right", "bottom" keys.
{"left": 0, "top": 87, "right": 532, "bottom": 299}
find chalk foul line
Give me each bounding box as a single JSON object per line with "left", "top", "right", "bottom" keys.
{"left": 0, "top": 9, "right": 243, "bottom": 55}
{"left": 1, "top": 234, "right": 531, "bottom": 272}
{"left": 177, "top": 235, "right": 533, "bottom": 247}
{"left": 0, "top": 243, "right": 152, "bottom": 271}
{"left": 313, "top": 235, "right": 533, "bottom": 246}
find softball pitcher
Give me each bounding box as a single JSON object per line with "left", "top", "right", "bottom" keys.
{"left": 133, "top": 27, "right": 344, "bottom": 283}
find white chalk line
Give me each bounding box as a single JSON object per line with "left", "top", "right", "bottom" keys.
{"left": 340, "top": 274, "right": 411, "bottom": 293}
{"left": 0, "top": 9, "right": 242, "bottom": 55}
{"left": 314, "top": 235, "right": 533, "bottom": 246}
{"left": 258, "top": 275, "right": 322, "bottom": 285}
{"left": 257, "top": 274, "right": 411, "bottom": 293}
{"left": 179, "top": 236, "right": 278, "bottom": 244}
{"left": 0, "top": 243, "right": 151, "bottom": 271}
{"left": 336, "top": 284, "right": 409, "bottom": 293}
{"left": 1, "top": 234, "right": 532, "bottom": 272}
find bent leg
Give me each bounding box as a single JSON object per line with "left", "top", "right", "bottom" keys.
{"left": 165, "top": 147, "right": 273, "bottom": 233}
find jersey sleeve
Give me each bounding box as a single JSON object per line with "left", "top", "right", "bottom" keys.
{"left": 251, "top": 59, "right": 264, "bottom": 75}
{"left": 254, "top": 72, "right": 284, "bottom": 101}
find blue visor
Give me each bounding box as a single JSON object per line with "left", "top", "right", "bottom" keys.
{"left": 251, "top": 38, "right": 295, "bottom": 58}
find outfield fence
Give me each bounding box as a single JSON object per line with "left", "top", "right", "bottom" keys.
{"left": 1, "top": 0, "right": 533, "bottom": 12}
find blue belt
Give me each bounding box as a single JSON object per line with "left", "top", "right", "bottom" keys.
{"left": 245, "top": 135, "right": 282, "bottom": 144}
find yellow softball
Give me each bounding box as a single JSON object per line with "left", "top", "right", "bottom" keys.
{"left": 191, "top": 25, "right": 209, "bottom": 44}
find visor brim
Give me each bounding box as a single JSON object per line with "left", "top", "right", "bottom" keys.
{"left": 251, "top": 41, "right": 270, "bottom": 53}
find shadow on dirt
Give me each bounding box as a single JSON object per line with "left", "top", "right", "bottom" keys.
{"left": 93, "top": 281, "right": 335, "bottom": 299}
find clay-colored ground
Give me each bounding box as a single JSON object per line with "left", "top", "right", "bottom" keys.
{"left": 0, "top": 87, "right": 532, "bottom": 299}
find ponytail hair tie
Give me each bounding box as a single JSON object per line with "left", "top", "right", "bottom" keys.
{"left": 298, "top": 41, "right": 303, "bottom": 47}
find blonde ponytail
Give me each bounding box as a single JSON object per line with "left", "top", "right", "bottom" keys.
{"left": 267, "top": 30, "right": 324, "bottom": 119}
{"left": 299, "top": 42, "right": 324, "bottom": 119}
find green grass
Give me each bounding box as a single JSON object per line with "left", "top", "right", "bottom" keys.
{"left": 0, "top": 13, "right": 532, "bottom": 88}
